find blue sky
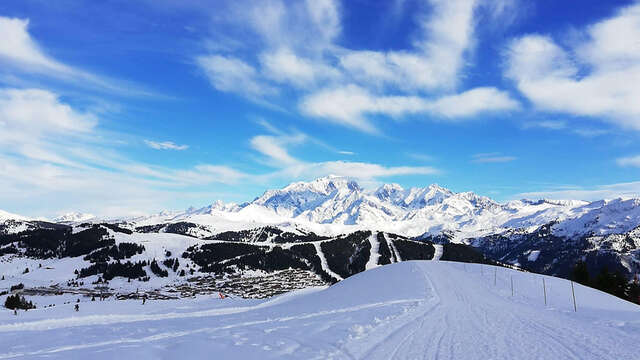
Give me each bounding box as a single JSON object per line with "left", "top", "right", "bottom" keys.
{"left": 1, "top": 0, "right": 640, "bottom": 218}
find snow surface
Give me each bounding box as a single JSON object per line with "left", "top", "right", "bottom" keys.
{"left": 1, "top": 261, "right": 638, "bottom": 359}
{"left": 528, "top": 250, "right": 541, "bottom": 262}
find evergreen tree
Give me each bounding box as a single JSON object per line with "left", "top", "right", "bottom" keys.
{"left": 571, "top": 261, "right": 590, "bottom": 285}
{"left": 627, "top": 275, "right": 640, "bottom": 304}
{"left": 4, "top": 294, "right": 35, "bottom": 310}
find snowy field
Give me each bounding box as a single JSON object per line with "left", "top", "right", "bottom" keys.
{"left": 1, "top": 261, "right": 639, "bottom": 359}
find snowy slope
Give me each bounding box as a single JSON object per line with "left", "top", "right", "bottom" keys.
{"left": 0, "top": 210, "right": 28, "bottom": 222}
{"left": 1, "top": 261, "right": 638, "bottom": 359}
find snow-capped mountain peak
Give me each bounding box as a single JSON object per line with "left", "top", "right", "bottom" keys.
{"left": 16, "top": 177, "right": 640, "bottom": 243}
{"left": 53, "top": 212, "right": 96, "bottom": 223}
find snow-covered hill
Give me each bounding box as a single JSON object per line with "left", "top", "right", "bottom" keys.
{"left": 1, "top": 261, "right": 638, "bottom": 359}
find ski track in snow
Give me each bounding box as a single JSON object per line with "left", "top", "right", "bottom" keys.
{"left": 385, "top": 234, "right": 401, "bottom": 262}
{"left": 432, "top": 244, "right": 443, "bottom": 261}
{"left": 313, "top": 242, "right": 343, "bottom": 281}
{"left": 1, "top": 261, "right": 639, "bottom": 359}
{"left": 365, "top": 234, "right": 381, "bottom": 270}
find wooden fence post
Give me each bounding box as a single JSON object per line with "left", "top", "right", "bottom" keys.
{"left": 511, "top": 276, "right": 514, "bottom": 296}
{"left": 571, "top": 281, "right": 577, "bottom": 312}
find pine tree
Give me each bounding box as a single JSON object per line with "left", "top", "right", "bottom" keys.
{"left": 4, "top": 294, "right": 35, "bottom": 310}
{"left": 571, "top": 261, "right": 590, "bottom": 285}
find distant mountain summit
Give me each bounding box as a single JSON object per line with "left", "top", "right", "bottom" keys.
{"left": 53, "top": 212, "right": 96, "bottom": 223}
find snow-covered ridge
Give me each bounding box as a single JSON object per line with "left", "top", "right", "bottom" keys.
{"left": 4, "top": 176, "right": 640, "bottom": 240}
{"left": 121, "top": 176, "right": 640, "bottom": 240}
{"left": 53, "top": 212, "right": 96, "bottom": 223}
{"left": 0, "top": 209, "right": 29, "bottom": 221}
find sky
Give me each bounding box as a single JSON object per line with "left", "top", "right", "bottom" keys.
{"left": 1, "top": 0, "right": 640, "bottom": 218}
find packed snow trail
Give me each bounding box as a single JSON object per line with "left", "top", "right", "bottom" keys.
{"left": 432, "top": 244, "right": 443, "bottom": 260}
{"left": 365, "top": 233, "right": 381, "bottom": 270}
{"left": 385, "top": 234, "right": 402, "bottom": 262}
{"left": 1, "top": 261, "right": 639, "bottom": 359}
{"left": 313, "top": 242, "right": 343, "bottom": 281}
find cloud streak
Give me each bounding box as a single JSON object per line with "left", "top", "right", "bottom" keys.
{"left": 144, "top": 140, "right": 189, "bottom": 151}
{"left": 472, "top": 153, "right": 517, "bottom": 163}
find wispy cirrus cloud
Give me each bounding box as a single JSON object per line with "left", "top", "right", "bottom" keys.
{"left": 0, "top": 87, "right": 249, "bottom": 217}
{"left": 517, "top": 181, "right": 640, "bottom": 201}
{"left": 0, "top": 16, "right": 159, "bottom": 97}
{"left": 522, "top": 120, "right": 608, "bottom": 137}
{"left": 617, "top": 155, "right": 640, "bottom": 168}
{"left": 249, "top": 123, "right": 440, "bottom": 182}
{"left": 144, "top": 140, "right": 189, "bottom": 151}
{"left": 472, "top": 152, "right": 517, "bottom": 163}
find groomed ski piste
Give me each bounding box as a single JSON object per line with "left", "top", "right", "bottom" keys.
{"left": 1, "top": 261, "right": 639, "bottom": 359}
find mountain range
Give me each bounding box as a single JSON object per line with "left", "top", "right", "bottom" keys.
{"left": 2, "top": 175, "right": 640, "bottom": 281}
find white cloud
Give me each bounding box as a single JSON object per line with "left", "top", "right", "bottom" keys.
{"left": 505, "top": 3, "right": 640, "bottom": 129}
{"left": 472, "top": 152, "right": 516, "bottom": 163}
{"left": 250, "top": 134, "right": 305, "bottom": 166}
{"left": 0, "top": 16, "right": 157, "bottom": 97}
{"left": 522, "top": 119, "right": 609, "bottom": 137}
{"left": 300, "top": 85, "right": 518, "bottom": 132}
{"left": 517, "top": 181, "right": 640, "bottom": 201}
{"left": 0, "top": 17, "right": 71, "bottom": 74}
{"left": 260, "top": 48, "right": 340, "bottom": 89}
{"left": 196, "top": 55, "right": 276, "bottom": 98}
{"left": 0, "top": 88, "right": 96, "bottom": 135}
{"left": 0, "top": 87, "right": 251, "bottom": 216}
{"left": 279, "top": 161, "right": 439, "bottom": 181}
{"left": 617, "top": 155, "right": 640, "bottom": 168}
{"left": 144, "top": 140, "right": 189, "bottom": 151}
{"left": 304, "top": 0, "right": 341, "bottom": 45}
{"left": 195, "top": 0, "right": 521, "bottom": 133}
{"left": 407, "top": 153, "right": 435, "bottom": 162}
{"left": 338, "top": 150, "right": 355, "bottom": 155}
{"left": 225, "top": 0, "right": 340, "bottom": 53}
{"left": 428, "top": 87, "right": 520, "bottom": 117}
{"left": 250, "top": 125, "right": 439, "bottom": 183}
{"left": 338, "top": 0, "right": 478, "bottom": 92}
{"left": 523, "top": 120, "right": 567, "bottom": 130}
